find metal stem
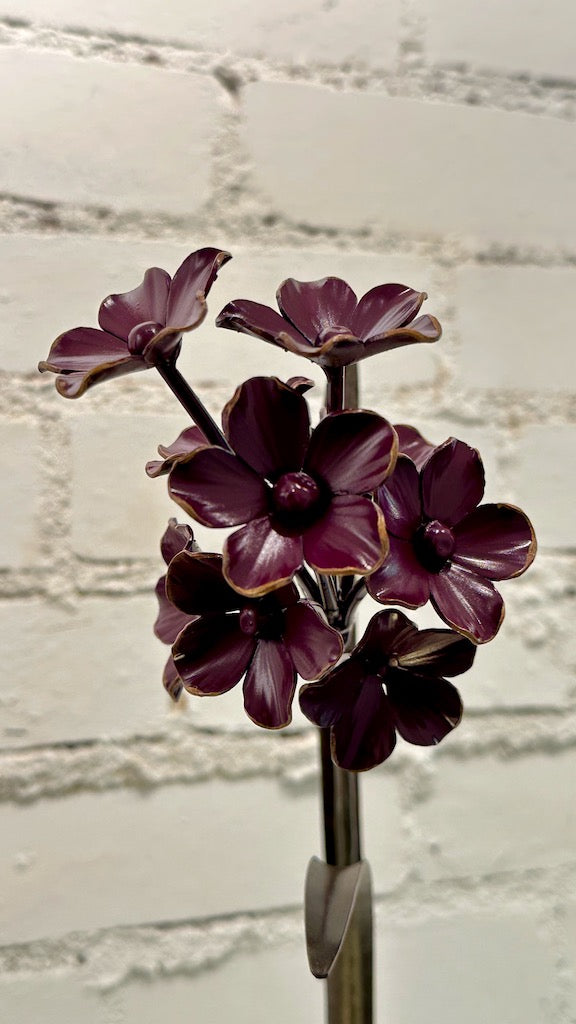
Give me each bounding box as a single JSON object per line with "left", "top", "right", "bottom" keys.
{"left": 155, "top": 359, "right": 232, "bottom": 451}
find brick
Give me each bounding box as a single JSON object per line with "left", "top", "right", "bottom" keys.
{"left": 456, "top": 265, "right": 576, "bottom": 391}
{"left": 461, "top": 623, "right": 571, "bottom": 710}
{"left": 0, "top": 421, "right": 43, "bottom": 569}
{"left": 0, "top": 0, "right": 400, "bottom": 66}
{"left": 506, "top": 425, "right": 575, "bottom": 549}
{"left": 0, "top": 773, "right": 404, "bottom": 943}
{"left": 0, "top": 50, "right": 218, "bottom": 215}
{"left": 566, "top": 898, "right": 576, "bottom": 1016}
{"left": 413, "top": 751, "right": 576, "bottom": 879}
{"left": 425, "top": 0, "right": 576, "bottom": 80}
{"left": 0, "top": 597, "right": 175, "bottom": 748}
{"left": 378, "top": 909, "right": 555, "bottom": 1024}
{"left": 0, "top": 973, "right": 106, "bottom": 1024}
{"left": 245, "top": 83, "right": 576, "bottom": 245}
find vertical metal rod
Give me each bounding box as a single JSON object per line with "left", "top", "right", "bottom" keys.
{"left": 320, "top": 360, "right": 373, "bottom": 1024}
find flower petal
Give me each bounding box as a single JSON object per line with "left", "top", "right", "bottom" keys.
{"left": 160, "top": 518, "right": 196, "bottom": 565}
{"left": 366, "top": 535, "right": 430, "bottom": 608}
{"left": 421, "top": 438, "right": 485, "bottom": 526}
{"left": 375, "top": 455, "right": 422, "bottom": 539}
{"left": 453, "top": 504, "right": 537, "bottom": 580}
{"left": 351, "top": 284, "right": 426, "bottom": 338}
{"left": 146, "top": 426, "right": 207, "bottom": 478}
{"left": 166, "top": 248, "right": 231, "bottom": 328}
{"left": 166, "top": 551, "right": 241, "bottom": 615}
{"left": 55, "top": 358, "right": 148, "bottom": 398}
{"left": 39, "top": 326, "right": 129, "bottom": 372}
{"left": 394, "top": 627, "right": 476, "bottom": 677}
{"left": 223, "top": 517, "right": 304, "bottom": 596}
{"left": 216, "top": 299, "right": 313, "bottom": 355}
{"left": 303, "top": 495, "right": 388, "bottom": 576}
{"left": 223, "top": 376, "right": 310, "bottom": 478}
{"left": 277, "top": 277, "right": 358, "bottom": 344}
{"left": 304, "top": 411, "right": 397, "bottom": 494}
{"left": 395, "top": 424, "right": 437, "bottom": 470}
{"left": 172, "top": 615, "right": 254, "bottom": 694}
{"left": 243, "top": 640, "right": 296, "bottom": 729}
{"left": 331, "top": 680, "right": 396, "bottom": 772}
{"left": 282, "top": 602, "right": 343, "bottom": 679}
{"left": 169, "top": 448, "right": 268, "bottom": 527}
{"left": 299, "top": 658, "right": 366, "bottom": 728}
{"left": 98, "top": 267, "right": 171, "bottom": 340}
{"left": 430, "top": 563, "right": 505, "bottom": 644}
{"left": 387, "top": 670, "right": 462, "bottom": 746}
{"left": 154, "top": 574, "right": 196, "bottom": 644}
{"left": 163, "top": 656, "right": 184, "bottom": 701}
{"left": 355, "top": 609, "right": 419, "bottom": 670}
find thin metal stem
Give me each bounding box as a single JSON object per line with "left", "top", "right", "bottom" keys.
{"left": 155, "top": 360, "right": 232, "bottom": 451}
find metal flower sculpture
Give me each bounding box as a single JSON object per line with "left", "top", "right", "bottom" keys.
{"left": 367, "top": 433, "right": 537, "bottom": 643}
{"left": 39, "top": 248, "right": 230, "bottom": 397}
{"left": 39, "top": 248, "right": 537, "bottom": 1024}
{"left": 217, "top": 276, "right": 441, "bottom": 368}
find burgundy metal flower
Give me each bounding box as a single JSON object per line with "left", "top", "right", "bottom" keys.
{"left": 299, "top": 609, "right": 475, "bottom": 771}
{"left": 168, "top": 376, "right": 397, "bottom": 596}
{"left": 154, "top": 519, "right": 199, "bottom": 701}
{"left": 216, "top": 277, "right": 441, "bottom": 368}
{"left": 39, "top": 248, "right": 231, "bottom": 397}
{"left": 367, "top": 429, "right": 537, "bottom": 644}
{"left": 166, "top": 549, "right": 343, "bottom": 728}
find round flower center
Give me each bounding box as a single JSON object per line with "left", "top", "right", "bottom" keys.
{"left": 239, "top": 602, "right": 284, "bottom": 641}
{"left": 271, "top": 471, "right": 324, "bottom": 531}
{"left": 415, "top": 519, "right": 455, "bottom": 572}
{"left": 127, "top": 320, "right": 163, "bottom": 356}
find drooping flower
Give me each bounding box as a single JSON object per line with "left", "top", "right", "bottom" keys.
{"left": 39, "top": 248, "right": 231, "bottom": 398}
{"left": 154, "top": 519, "right": 199, "bottom": 700}
{"left": 367, "top": 431, "right": 537, "bottom": 644}
{"left": 216, "top": 276, "right": 441, "bottom": 368}
{"left": 168, "top": 376, "right": 397, "bottom": 596}
{"left": 300, "top": 609, "right": 475, "bottom": 771}
{"left": 166, "top": 548, "right": 343, "bottom": 728}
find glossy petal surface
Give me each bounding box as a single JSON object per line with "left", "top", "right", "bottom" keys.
{"left": 278, "top": 277, "right": 358, "bottom": 343}
{"left": 394, "top": 627, "right": 476, "bottom": 677}
{"left": 303, "top": 496, "right": 387, "bottom": 575}
{"left": 332, "top": 681, "right": 397, "bottom": 772}
{"left": 169, "top": 448, "right": 267, "bottom": 527}
{"left": 98, "top": 267, "right": 170, "bottom": 340}
{"left": 160, "top": 519, "right": 196, "bottom": 565}
{"left": 167, "top": 552, "right": 241, "bottom": 615}
{"left": 366, "top": 534, "right": 430, "bottom": 608}
{"left": 173, "top": 615, "right": 254, "bottom": 694}
{"left": 163, "top": 657, "right": 184, "bottom": 701}
{"left": 223, "top": 376, "right": 310, "bottom": 478}
{"left": 167, "top": 248, "right": 231, "bottom": 327}
{"left": 146, "top": 427, "right": 207, "bottom": 478}
{"left": 351, "top": 284, "right": 425, "bottom": 338}
{"left": 299, "top": 659, "right": 366, "bottom": 729}
{"left": 40, "top": 327, "right": 130, "bottom": 372}
{"left": 243, "top": 640, "right": 296, "bottom": 729}
{"left": 430, "top": 563, "right": 505, "bottom": 643}
{"left": 375, "top": 456, "right": 421, "bottom": 539}
{"left": 154, "top": 575, "right": 196, "bottom": 644}
{"left": 453, "top": 504, "right": 536, "bottom": 580}
{"left": 387, "top": 671, "right": 462, "bottom": 746}
{"left": 216, "top": 299, "right": 311, "bottom": 354}
{"left": 305, "top": 411, "right": 397, "bottom": 494}
{"left": 422, "top": 439, "right": 485, "bottom": 526}
{"left": 395, "top": 424, "right": 437, "bottom": 470}
{"left": 282, "top": 602, "right": 343, "bottom": 679}
{"left": 224, "top": 517, "right": 304, "bottom": 596}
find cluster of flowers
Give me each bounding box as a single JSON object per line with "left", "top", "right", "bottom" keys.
{"left": 40, "top": 249, "right": 536, "bottom": 771}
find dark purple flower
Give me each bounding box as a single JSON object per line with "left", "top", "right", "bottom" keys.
{"left": 216, "top": 277, "right": 441, "bottom": 368}
{"left": 39, "top": 248, "right": 231, "bottom": 397}
{"left": 300, "top": 609, "right": 474, "bottom": 771}
{"left": 166, "top": 549, "right": 343, "bottom": 729}
{"left": 168, "top": 376, "right": 397, "bottom": 596}
{"left": 367, "top": 430, "right": 537, "bottom": 644}
{"left": 154, "top": 519, "right": 199, "bottom": 701}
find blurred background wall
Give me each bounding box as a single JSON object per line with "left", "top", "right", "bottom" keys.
{"left": 1, "top": 2, "right": 575, "bottom": 1021}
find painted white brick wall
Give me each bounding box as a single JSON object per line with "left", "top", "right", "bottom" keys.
{"left": 2, "top": 0, "right": 575, "bottom": 1022}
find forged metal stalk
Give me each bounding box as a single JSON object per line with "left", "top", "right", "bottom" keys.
{"left": 319, "top": 363, "right": 374, "bottom": 1024}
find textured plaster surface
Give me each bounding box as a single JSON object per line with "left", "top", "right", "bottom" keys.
{"left": 1, "top": 3, "right": 575, "bottom": 1022}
